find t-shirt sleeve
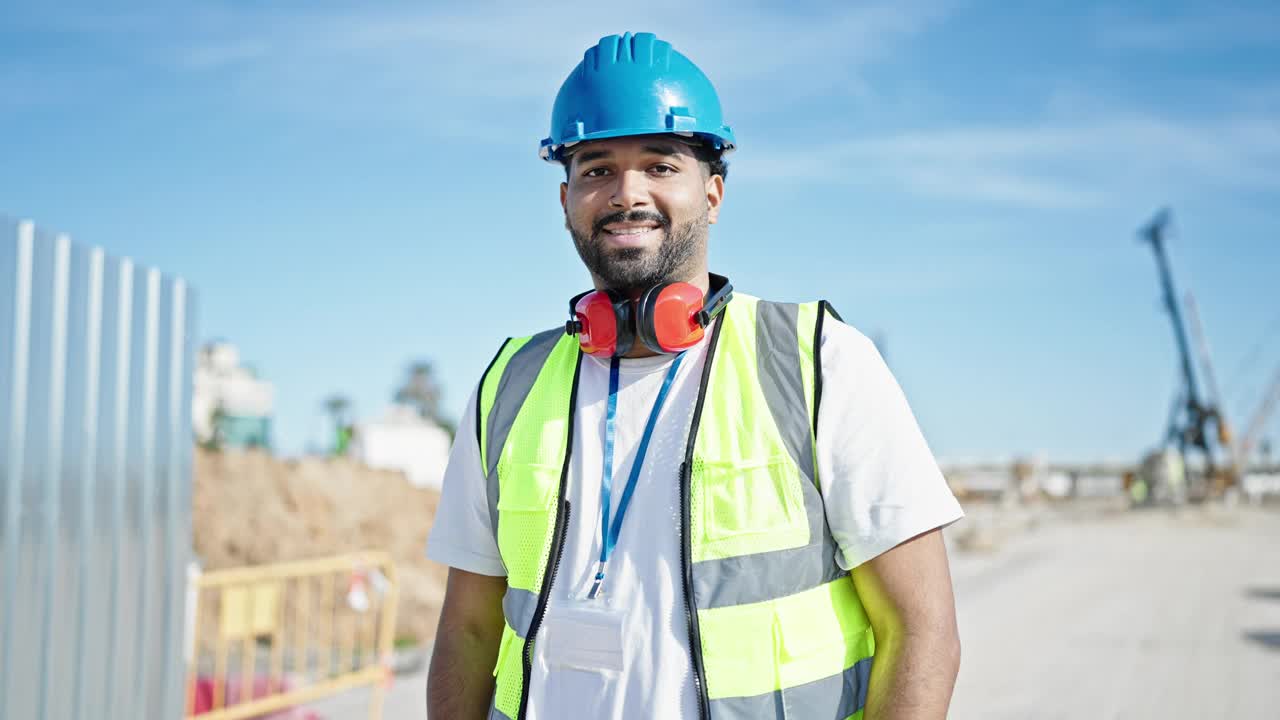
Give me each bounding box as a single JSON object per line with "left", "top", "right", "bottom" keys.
{"left": 817, "top": 318, "right": 963, "bottom": 570}
{"left": 425, "top": 385, "right": 508, "bottom": 577}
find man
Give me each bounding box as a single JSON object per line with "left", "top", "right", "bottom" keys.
{"left": 427, "top": 32, "right": 963, "bottom": 720}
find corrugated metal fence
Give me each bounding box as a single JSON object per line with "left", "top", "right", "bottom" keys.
{"left": 1, "top": 215, "right": 197, "bottom": 720}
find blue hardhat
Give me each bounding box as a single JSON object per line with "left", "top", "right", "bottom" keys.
{"left": 540, "top": 32, "right": 736, "bottom": 163}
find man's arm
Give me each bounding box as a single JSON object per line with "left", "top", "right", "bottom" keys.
{"left": 852, "top": 527, "right": 961, "bottom": 720}
{"left": 427, "top": 568, "right": 507, "bottom": 719}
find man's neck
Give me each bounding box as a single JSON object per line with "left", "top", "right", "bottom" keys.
{"left": 621, "top": 343, "right": 662, "bottom": 359}
{"left": 591, "top": 270, "right": 710, "bottom": 298}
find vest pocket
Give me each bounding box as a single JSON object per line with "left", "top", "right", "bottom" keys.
{"left": 491, "top": 623, "right": 528, "bottom": 719}
{"left": 696, "top": 600, "right": 779, "bottom": 700}
{"left": 701, "top": 455, "right": 805, "bottom": 541}
{"left": 497, "top": 462, "right": 562, "bottom": 590}
{"left": 493, "top": 623, "right": 517, "bottom": 677}
{"left": 773, "top": 612, "right": 854, "bottom": 687}
{"left": 772, "top": 580, "right": 873, "bottom": 692}
{"left": 497, "top": 461, "right": 561, "bottom": 511}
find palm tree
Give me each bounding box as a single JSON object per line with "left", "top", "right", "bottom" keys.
{"left": 323, "top": 394, "right": 352, "bottom": 455}
{"left": 395, "top": 361, "right": 442, "bottom": 422}
{"left": 394, "top": 360, "right": 456, "bottom": 441}
{"left": 324, "top": 394, "right": 350, "bottom": 426}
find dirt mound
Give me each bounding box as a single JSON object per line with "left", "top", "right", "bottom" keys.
{"left": 193, "top": 448, "right": 448, "bottom": 645}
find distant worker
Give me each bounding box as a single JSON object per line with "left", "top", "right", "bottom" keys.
{"left": 426, "top": 32, "right": 964, "bottom": 720}
{"left": 334, "top": 424, "right": 353, "bottom": 457}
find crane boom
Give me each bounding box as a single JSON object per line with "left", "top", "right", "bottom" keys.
{"left": 1139, "top": 209, "right": 1218, "bottom": 473}
{"left": 1240, "top": 365, "right": 1280, "bottom": 462}
{"left": 1140, "top": 210, "right": 1205, "bottom": 419}
{"left": 1184, "top": 293, "right": 1222, "bottom": 408}
{"left": 1185, "top": 292, "right": 1235, "bottom": 453}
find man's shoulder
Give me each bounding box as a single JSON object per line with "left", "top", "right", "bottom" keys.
{"left": 484, "top": 326, "right": 570, "bottom": 363}
{"left": 503, "top": 325, "right": 567, "bottom": 346}
{"left": 477, "top": 325, "right": 572, "bottom": 390}
{"left": 818, "top": 312, "right": 874, "bottom": 352}
{"left": 744, "top": 295, "right": 873, "bottom": 351}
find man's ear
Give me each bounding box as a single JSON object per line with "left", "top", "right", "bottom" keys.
{"left": 705, "top": 174, "right": 724, "bottom": 225}
{"left": 560, "top": 182, "right": 568, "bottom": 212}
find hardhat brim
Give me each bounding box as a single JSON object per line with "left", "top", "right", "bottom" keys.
{"left": 540, "top": 127, "right": 736, "bottom": 163}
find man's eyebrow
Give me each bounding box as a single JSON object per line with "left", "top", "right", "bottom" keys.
{"left": 573, "top": 148, "right": 612, "bottom": 165}
{"left": 641, "top": 142, "right": 685, "bottom": 158}
{"left": 570, "top": 142, "right": 689, "bottom": 168}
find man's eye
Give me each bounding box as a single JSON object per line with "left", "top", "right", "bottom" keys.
{"left": 583, "top": 167, "right": 610, "bottom": 178}
{"left": 650, "top": 164, "right": 676, "bottom": 175}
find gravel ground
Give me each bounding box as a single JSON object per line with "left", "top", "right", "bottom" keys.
{"left": 308, "top": 502, "right": 1280, "bottom": 719}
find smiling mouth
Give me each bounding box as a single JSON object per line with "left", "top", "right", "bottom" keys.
{"left": 599, "top": 224, "right": 662, "bottom": 246}
{"left": 603, "top": 224, "right": 660, "bottom": 235}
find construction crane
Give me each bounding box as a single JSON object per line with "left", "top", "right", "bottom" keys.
{"left": 1238, "top": 365, "right": 1280, "bottom": 466}
{"left": 1138, "top": 208, "right": 1230, "bottom": 492}
{"left": 1184, "top": 292, "right": 1236, "bottom": 459}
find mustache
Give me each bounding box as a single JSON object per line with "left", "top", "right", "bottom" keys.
{"left": 591, "top": 210, "right": 671, "bottom": 237}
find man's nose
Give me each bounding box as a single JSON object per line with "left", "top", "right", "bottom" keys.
{"left": 609, "top": 169, "right": 651, "bottom": 209}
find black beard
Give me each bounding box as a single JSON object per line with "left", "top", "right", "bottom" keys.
{"left": 568, "top": 209, "right": 706, "bottom": 292}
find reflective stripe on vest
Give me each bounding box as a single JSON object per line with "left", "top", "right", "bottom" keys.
{"left": 477, "top": 294, "right": 873, "bottom": 720}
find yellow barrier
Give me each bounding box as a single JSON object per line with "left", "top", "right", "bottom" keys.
{"left": 185, "top": 551, "right": 400, "bottom": 720}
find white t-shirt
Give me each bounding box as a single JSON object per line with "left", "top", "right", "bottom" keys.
{"left": 427, "top": 316, "right": 963, "bottom": 719}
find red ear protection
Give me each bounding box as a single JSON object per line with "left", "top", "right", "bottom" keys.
{"left": 567, "top": 289, "right": 635, "bottom": 358}
{"left": 635, "top": 282, "right": 708, "bottom": 353}
{"left": 566, "top": 274, "right": 733, "bottom": 357}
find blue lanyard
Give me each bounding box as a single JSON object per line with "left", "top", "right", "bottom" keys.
{"left": 587, "top": 352, "right": 685, "bottom": 599}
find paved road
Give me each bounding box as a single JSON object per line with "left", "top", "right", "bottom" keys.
{"left": 948, "top": 504, "right": 1280, "bottom": 719}
{"left": 310, "top": 504, "right": 1280, "bottom": 719}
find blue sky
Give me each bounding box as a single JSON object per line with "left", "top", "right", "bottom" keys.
{"left": 3, "top": 1, "right": 1278, "bottom": 462}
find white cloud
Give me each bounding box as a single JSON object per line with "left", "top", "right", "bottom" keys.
{"left": 736, "top": 114, "right": 1280, "bottom": 209}
{"left": 0, "top": 0, "right": 965, "bottom": 164}
{"left": 172, "top": 0, "right": 953, "bottom": 83}
{"left": 1094, "top": 5, "right": 1280, "bottom": 51}
{"left": 16, "top": 2, "right": 1277, "bottom": 212}
{"left": 31, "top": 0, "right": 941, "bottom": 147}
{"left": 9, "top": 1, "right": 954, "bottom": 119}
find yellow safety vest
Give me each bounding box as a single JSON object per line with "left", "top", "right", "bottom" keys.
{"left": 477, "top": 294, "right": 874, "bottom": 720}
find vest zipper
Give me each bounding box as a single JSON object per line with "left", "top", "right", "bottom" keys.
{"left": 516, "top": 351, "right": 583, "bottom": 720}
{"left": 680, "top": 316, "right": 725, "bottom": 720}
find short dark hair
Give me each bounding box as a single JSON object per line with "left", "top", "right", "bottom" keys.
{"left": 692, "top": 143, "right": 729, "bottom": 182}
{"left": 561, "top": 138, "right": 729, "bottom": 183}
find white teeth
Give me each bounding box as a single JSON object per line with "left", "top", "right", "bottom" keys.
{"left": 608, "top": 227, "right": 655, "bottom": 235}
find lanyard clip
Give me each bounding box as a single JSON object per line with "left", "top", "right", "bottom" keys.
{"left": 586, "top": 562, "right": 607, "bottom": 600}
